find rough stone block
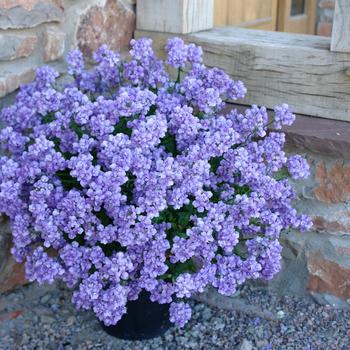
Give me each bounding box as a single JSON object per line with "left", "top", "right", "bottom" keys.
{"left": 43, "top": 27, "right": 66, "bottom": 62}
{"left": 0, "top": 0, "right": 64, "bottom": 29}
{"left": 313, "top": 214, "right": 350, "bottom": 235}
{"left": 76, "top": 0, "right": 135, "bottom": 58}
{"left": 307, "top": 252, "right": 350, "bottom": 301}
{"left": 0, "top": 34, "right": 37, "bottom": 61}
{"left": 0, "top": 67, "right": 35, "bottom": 98}
{"left": 0, "top": 216, "right": 27, "bottom": 294}
{"left": 314, "top": 162, "right": 350, "bottom": 203}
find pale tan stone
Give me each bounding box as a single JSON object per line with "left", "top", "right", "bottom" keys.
{"left": 43, "top": 27, "right": 65, "bottom": 62}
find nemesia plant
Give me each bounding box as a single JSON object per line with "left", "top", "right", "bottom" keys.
{"left": 0, "top": 37, "right": 312, "bottom": 327}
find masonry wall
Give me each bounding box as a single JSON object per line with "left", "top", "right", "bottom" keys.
{"left": 270, "top": 145, "right": 350, "bottom": 308}
{"left": 0, "top": 0, "right": 135, "bottom": 100}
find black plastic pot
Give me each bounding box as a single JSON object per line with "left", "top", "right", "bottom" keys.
{"left": 100, "top": 291, "right": 171, "bottom": 340}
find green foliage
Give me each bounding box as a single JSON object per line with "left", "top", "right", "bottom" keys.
{"left": 209, "top": 156, "right": 223, "bottom": 174}
{"left": 63, "top": 232, "right": 85, "bottom": 246}
{"left": 160, "top": 133, "right": 178, "bottom": 156}
{"left": 147, "top": 104, "right": 157, "bottom": 116}
{"left": 51, "top": 137, "right": 72, "bottom": 160}
{"left": 113, "top": 116, "right": 132, "bottom": 136}
{"left": 120, "top": 171, "right": 136, "bottom": 203}
{"left": 42, "top": 112, "right": 55, "bottom": 124}
{"left": 99, "top": 241, "right": 126, "bottom": 257}
{"left": 91, "top": 148, "right": 98, "bottom": 166}
{"left": 56, "top": 169, "right": 82, "bottom": 191}
{"left": 159, "top": 259, "right": 197, "bottom": 282}
{"left": 273, "top": 167, "right": 290, "bottom": 181}
{"left": 93, "top": 207, "right": 113, "bottom": 226}
{"left": 233, "top": 241, "right": 247, "bottom": 259}
{"left": 232, "top": 184, "right": 251, "bottom": 196}
{"left": 153, "top": 202, "right": 198, "bottom": 243}
{"left": 69, "top": 120, "right": 84, "bottom": 139}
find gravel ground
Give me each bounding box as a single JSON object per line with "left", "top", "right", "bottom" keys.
{"left": 0, "top": 282, "right": 349, "bottom": 350}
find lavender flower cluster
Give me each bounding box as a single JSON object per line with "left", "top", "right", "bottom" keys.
{"left": 0, "top": 37, "right": 312, "bottom": 327}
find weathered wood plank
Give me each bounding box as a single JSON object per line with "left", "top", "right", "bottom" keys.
{"left": 136, "top": 27, "right": 350, "bottom": 122}
{"left": 331, "top": 0, "right": 350, "bottom": 53}
{"left": 136, "top": 0, "right": 214, "bottom": 34}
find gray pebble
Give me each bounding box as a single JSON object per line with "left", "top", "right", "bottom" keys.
{"left": 40, "top": 294, "right": 51, "bottom": 304}
{"left": 0, "top": 282, "right": 349, "bottom": 350}
{"left": 240, "top": 339, "right": 253, "bottom": 350}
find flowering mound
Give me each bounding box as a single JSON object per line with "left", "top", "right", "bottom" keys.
{"left": 0, "top": 38, "right": 311, "bottom": 327}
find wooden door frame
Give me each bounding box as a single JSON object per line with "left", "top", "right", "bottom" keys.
{"left": 277, "top": 0, "right": 317, "bottom": 34}
{"left": 214, "top": 0, "right": 279, "bottom": 31}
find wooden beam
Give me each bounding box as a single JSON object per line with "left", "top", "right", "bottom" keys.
{"left": 331, "top": 0, "right": 350, "bottom": 53}
{"left": 136, "top": 27, "right": 350, "bottom": 122}
{"left": 136, "top": 0, "right": 214, "bottom": 34}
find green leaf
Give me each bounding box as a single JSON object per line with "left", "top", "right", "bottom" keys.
{"left": 56, "top": 169, "right": 83, "bottom": 191}
{"left": 93, "top": 208, "right": 113, "bottom": 226}
{"left": 209, "top": 156, "right": 223, "bottom": 173}
{"left": 167, "top": 260, "right": 197, "bottom": 281}
{"left": 91, "top": 148, "right": 98, "bottom": 166}
{"left": 232, "top": 184, "right": 251, "bottom": 195}
{"left": 250, "top": 217, "right": 262, "bottom": 226}
{"left": 42, "top": 112, "right": 55, "bottom": 124}
{"left": 158, "top": 259, "right": 197, "bottom": 282}
{"left": 98, "top": 241, "right": 126, "bottom": 257}
{"left": 234, "top": 241, "right": 247, "bottom": 259}
{"left": 63, "top": 232, "right": 85, "bottom": 245}
{"left": 113, "top": 117, "right": 132, "bottom": 136}
{"left": 273, "top": 167, "right": 290, "bottom": 181}
{"left": 147, "top": 104, "right": 157, "bottom": 116}
{"left": 69, "top": 120, "right": 84, "bottom": 139}
{"left": 120, "top": 171, "right": 136, "bottom": 203}
{"left": 160, "top": 133, "right": 177, "bottom": 156}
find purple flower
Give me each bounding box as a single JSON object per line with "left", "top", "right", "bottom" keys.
{"left": 287, "top": 155, "right": 310, "bottom": 179}
{"left": 166, "top": 37, "right": 188, "bottom": 68}
{"left": 26, "top": 247, "right": 64, "bottom": 284}
{"left": 169, "top": 301, "right": 192, "bottom": 327}
{"left": 66, "top": 50, "right": 84, "bottom": 76}
{"left": 273, "top": 104, "right": 295, "bottom": 129}
{"left": 0, "top": 37, "right": 310, "bottom": 328}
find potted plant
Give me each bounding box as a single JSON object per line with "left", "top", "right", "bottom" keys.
{"left": 0, "top": 37, "right": 311, "bottom": 340}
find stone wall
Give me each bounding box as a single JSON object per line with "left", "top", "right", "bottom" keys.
{"left": 268, "top": 116, "right": 350, "bottom": 309}
{"left": 316, "top": 0, "right": 335, "bottom": 36}
{"left": 0, "top": 0, "right": 135, "bottom": 293}
{"left": 0, "top": 0, "right": 135, "bottom": 100}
